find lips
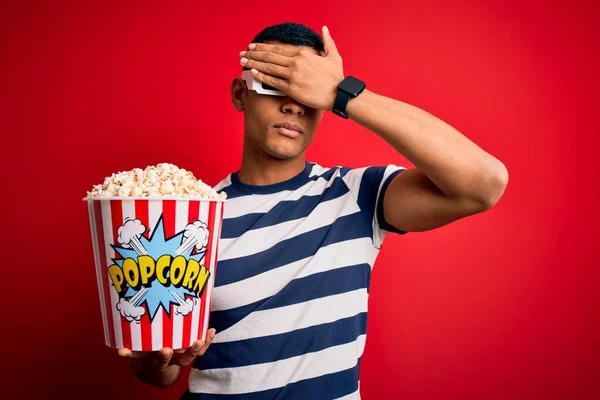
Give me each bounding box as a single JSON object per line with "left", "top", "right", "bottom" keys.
{"left": 273, "top": 122, "right": 304, "bottom": 135}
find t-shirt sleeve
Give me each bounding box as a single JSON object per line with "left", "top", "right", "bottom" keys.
{"left": 341, "top": 164, "right": 407, "bottom": 249}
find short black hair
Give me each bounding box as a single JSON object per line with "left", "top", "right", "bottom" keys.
{"left": 251, "top": 22, "right": 324, "bottom": 52}
{"left": 242, "top": 23, "right": 324, "bottom": 71}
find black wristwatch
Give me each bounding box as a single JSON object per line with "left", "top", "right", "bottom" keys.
{"left": 332, "top": 76, "right": 366, "bottom": 119}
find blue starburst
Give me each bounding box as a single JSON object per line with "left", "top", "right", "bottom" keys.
{"left": 110, "top": 215, "right": 207, "bottom": 321}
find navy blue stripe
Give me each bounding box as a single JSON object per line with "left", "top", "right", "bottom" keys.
{"left": 313, "top": 165, "right": 341, "bottom": 181}
{"left": 339, "top": 166, "right": 352, "bottom": 178}
{"left": 221, "top": 164, "right": 342, "bottom": 199}
{"left": 180, "top": 364, "right": 359, "bottom": 400}
{"left": 376, "top": 168, "right": 406, "bottom": 236}
{"left": 358, "top": 356, "right": 362, "bottom": 376}
{"left": 197, "top": 312, "right": 367, "bottom": 370}
{"left": 356, "top": 166, "right": 386, "bottom": 231}
{"left": 221, "top": 177, "right": 350, "bottom": 239}
{"left": 230, "top": 161, "right": 313, "bottom": 194}
{"left": 216, "top": 184, "right": 232, "bottom": 196}
{"left": 209, "top": 263, "right": 371, "bottom": 334}
{"left": 215, "top": 211, "right": 372, "bottom": 287}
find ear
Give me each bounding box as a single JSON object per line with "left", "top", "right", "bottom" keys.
{"left": 231, "top": 77, "right": 247, "bottom": 112}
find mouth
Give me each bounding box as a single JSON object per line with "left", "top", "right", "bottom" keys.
{"left": 273, "top": 122, "right": 304, "bottom": 138}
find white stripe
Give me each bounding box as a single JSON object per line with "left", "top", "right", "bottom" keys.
{"left": 219, "top": 191, "right": 359, "bottom": 261}
{"left": 152, "top": 312, "right": 162, "bottom": 350}
{"left": 213, "top": 175, "right": 232, "bottom": 192}
{"left": 121, "top": 200, "right": 143, "bottom": 351}
{"left": 149, "top": 200, "right": 163, "bottom": 350}
{"left": 215, "top": 288, "right": 368, "bottom": 343}
{"left": 174, "top": 200, "right": 189, "bottom": 235}
{"left": 148, "top": 200, "right": 162, "bottom": 237}
{"left": 190, "top": 334, "right": 366, "bottom": 394}
{"left": 87, "top": 201, "right": 110, "bottom": 346}
{"left": 212, "top": 237, "right": 373, "bottom": 312}
{"left": 190, "top": 201, "right": 210, "bottom": 343}
{"left": 221, "top": 171, "right": 342, "bottom": 219}
{"left": 202, "top": 202, "right": 222, "bottom": 340}
{"left": 341, "top": 165, "right": 405, "bottom": 248}
{"left": 308, "top": 163, "right": 331, "bottom": 177}
{"left": 172, "top": 200, "right": 189, "bottom": 349}
{"left": 341, "top": 167, "right": 366, "bottom": 199}
{"left": 101, "top": 201, "right": 123, "bottom": 348}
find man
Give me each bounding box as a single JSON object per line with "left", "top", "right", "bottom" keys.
{"left": 119, "top": 22, "right": 508, "bottom": 399}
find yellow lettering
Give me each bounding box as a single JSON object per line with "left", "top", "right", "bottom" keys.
{"left": 123, "top": 258, "right": 139, "bottom": 289}
{"left": 109, "top": 256, "right": 208, "bottom": 294}
{"left": 170, "top": 256, "right": 186, "bottom": 287}
{"left": 156, "top": 255, "right": 171, "bottom": 285}
{"left": 182, "top": 259, "right": 200, "bottom": 290}
{"left": 138, "top": 255, "right": 155, "bottom": 286}
{"left": 193, "top": 266, "right": 210, "bottom": 296}
{"left": 108, "top": 264, "right": 124, "bottom": 293}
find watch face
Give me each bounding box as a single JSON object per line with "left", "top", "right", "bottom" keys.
{"left": 339, "top": 76, "right": 366, "bottom": 96}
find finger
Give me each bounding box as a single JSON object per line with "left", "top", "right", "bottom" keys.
{"left": 321, "top": 26, "right": 340, "bottom": 58}
{"left": 118, "top": 348, "right": 150, "bottom": 359}
{"left": 199, "top": 328, "right": 217, "bottom": 356}
{"left": 247, "top": 43, "right": 299, "bottom": 57}
{"left": 240, "top": 50, "right": 292, "bottom": 67}
{"left": 250, "top": 69, "right": 288, "bottom": 92}
{"left": 177, "top": 340, "right": 204, "bottom": 366}
{"left": 241, "top": 58, "right": 290, "bottom": 79}
{"left": 153, "top": 347, "right": 173, "bottom": 369}
{"left": 118, "top": 348, "right": 132, "bottom": 357}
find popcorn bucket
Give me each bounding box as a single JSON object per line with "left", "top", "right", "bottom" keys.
{"left": 85, "top": 197, "right": 225, "bottom": 351}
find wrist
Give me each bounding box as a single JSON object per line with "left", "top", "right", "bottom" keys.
{"left": 332, "top": 76, "right": 367, "bottom": 119}
{"left": 345, "top": 88, "right": 371, "bottom": 121}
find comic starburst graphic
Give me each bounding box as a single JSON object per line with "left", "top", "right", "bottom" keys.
{"left": 110, "top": 215, "right": 208, "bottom": 322}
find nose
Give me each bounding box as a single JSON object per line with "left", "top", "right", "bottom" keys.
{"left": 281, "top": 97, "right": 305, "bottom": 117}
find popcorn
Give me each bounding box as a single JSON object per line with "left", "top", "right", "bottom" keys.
{"left": 86, "top": 163, "right": 226, "bottom": 200}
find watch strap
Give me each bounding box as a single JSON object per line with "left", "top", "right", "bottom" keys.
{"left": 332, "top": 90, "right": 351, "bottom": 119}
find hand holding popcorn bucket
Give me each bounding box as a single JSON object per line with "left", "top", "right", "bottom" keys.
{"left": 84, "top": 164, "right": 226, "bottom": 351}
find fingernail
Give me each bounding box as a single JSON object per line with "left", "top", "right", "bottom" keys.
{"left": 323, "top": 26, "right": 330, "bottom": 35}
{"left": 251, "top": 68, "right": 258, "bottom": 75}
{"left": 240, "top": 57, "right": 248, "bottom": 65}
{"left": 194, "top": 341, "right": 204, "bottom": 351}
{"left": 239, "top": 51, "right": 247, "bottom": 57}
{"left": 210, "top": 330, "right": 216, "bottom": 338}
{"left": 249, "top": 43, "right": 256, "bottom": 50}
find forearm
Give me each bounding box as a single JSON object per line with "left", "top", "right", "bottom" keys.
{"left": 346, "top": 89, "right": 508, "bottom": 206}
{"left": 131, "top": 358, "right": 182, "bottom": 388}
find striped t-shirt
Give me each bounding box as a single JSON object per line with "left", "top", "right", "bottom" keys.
{"left": 181, "top": 161, "right": 405, "bottom": 399}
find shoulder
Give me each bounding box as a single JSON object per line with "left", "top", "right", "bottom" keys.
{"left": 307, "top": 161, "right": 351, "bottom": 181}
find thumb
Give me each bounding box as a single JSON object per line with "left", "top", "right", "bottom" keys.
{"left": 322, "top": 26, "right": 340, "bottom": 59}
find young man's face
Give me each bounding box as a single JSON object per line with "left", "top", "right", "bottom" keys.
{"left": 231, "top": 44, "right": 324, "bottom": 161}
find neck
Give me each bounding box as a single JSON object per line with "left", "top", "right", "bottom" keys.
{"left": 237, "top": 140, "right": 306, "bottom": 186}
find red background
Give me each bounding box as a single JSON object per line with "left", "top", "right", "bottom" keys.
{"left": 2, "top": 0, "right": 599, "bottom": 399}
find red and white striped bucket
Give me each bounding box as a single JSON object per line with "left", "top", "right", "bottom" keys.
{"left": 85, "top": 198, "right": 225, "bottom": 351}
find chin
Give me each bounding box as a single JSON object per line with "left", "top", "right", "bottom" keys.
{"left": 264, "top": 145, "right": 303, "bottom": 160}
{"left": 265, "top": 148, "right": 302, "bottom": 160}
{"left": 263, "top": 138, "right": 305, "bottom": 160}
